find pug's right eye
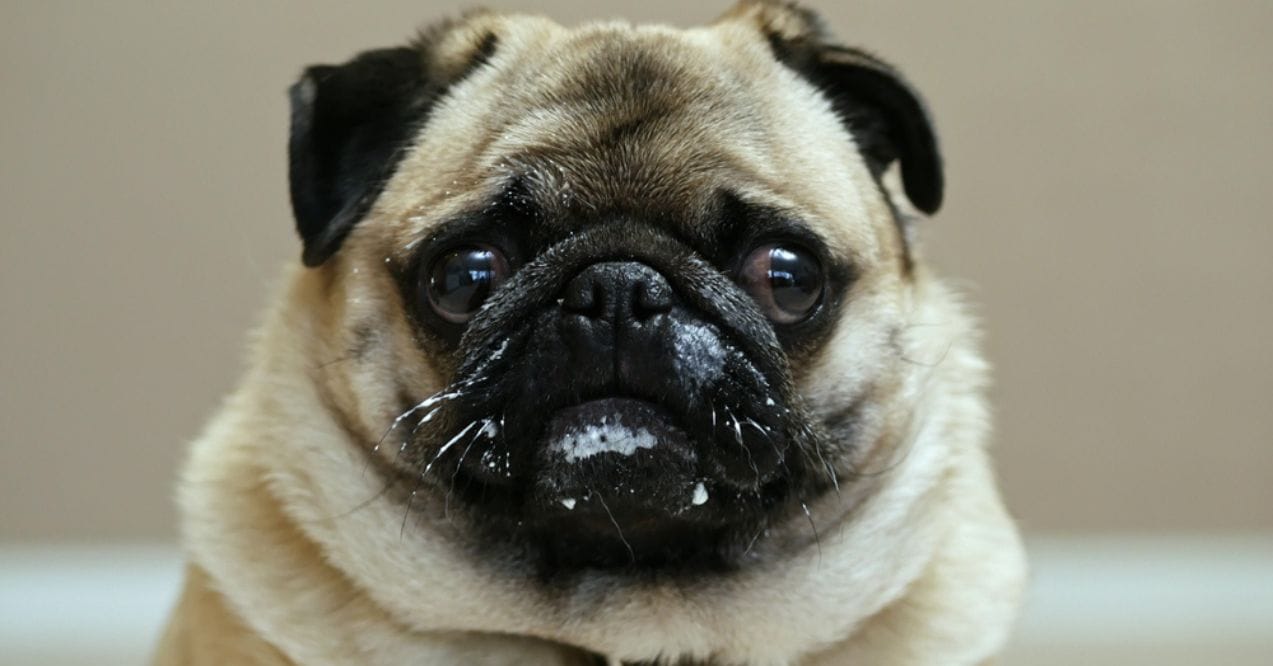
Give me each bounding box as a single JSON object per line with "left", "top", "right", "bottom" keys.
{"left": 422, "top": 244, "right": 510, "bottom": 324}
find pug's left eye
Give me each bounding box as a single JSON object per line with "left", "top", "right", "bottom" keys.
{"left": 422, "top": 244, "right": 510, "bottom": 324}
{"left": 738, "top": 243, "right": 825, "bottom": 324}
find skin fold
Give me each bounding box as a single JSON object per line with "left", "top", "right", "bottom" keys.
{"left": 156, "top": 3, "right": 1025, "bottom": 664}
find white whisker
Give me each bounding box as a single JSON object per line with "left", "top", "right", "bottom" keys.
{"left": 725, "top": 406, "right": 761, "bottom": 484}
{"left": 423, "top": 420, "right": 479, "bottom": 477}
{"left": 801, "top": 500, "right": 822, "bottom": 565}
{"left": 372, "top": 388, "right": 464, "bottom": 454}
{"left": 446, "top": 418, "right": 493, "bottom": 518}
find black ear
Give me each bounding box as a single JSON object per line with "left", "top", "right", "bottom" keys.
{"left": 288, "top": 47, "right": 430, "bottom": 266}
{"left": 761, "top": 9, "right": 943, "bottom": 214}
{"left": 804, "top": 46, "right": 943, "bottom": 215}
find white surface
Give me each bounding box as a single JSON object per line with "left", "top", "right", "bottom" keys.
{"left": 1004, "top": 536, "right": 1273, "bottom": 665}
{"left": 2, "top": 537, "right": 1271, "bottom": 665}
{"left": 1, "top": 544, "right": 183, "bottom": 665}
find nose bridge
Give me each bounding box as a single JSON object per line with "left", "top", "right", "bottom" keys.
{"left": 562, "top": 260, "right": 673, "bottom": 322}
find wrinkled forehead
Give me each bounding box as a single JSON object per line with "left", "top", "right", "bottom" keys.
{"left": 476, "top": 23, "right": 780, "bottom": 215}
{"left": 375, "top": 17, "right": 885, "bottom": 263}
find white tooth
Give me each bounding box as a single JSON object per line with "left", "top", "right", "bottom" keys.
{"left": 691, "top": 482, "right": 709, "bottom": 506}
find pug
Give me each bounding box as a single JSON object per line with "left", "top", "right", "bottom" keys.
{"left": 154, "top": 1, "right": 1025, "bottom": 664}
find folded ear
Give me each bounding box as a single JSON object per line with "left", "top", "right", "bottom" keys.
{"left": 288, "top": 47, "right": 426, "bottom": 266}
{"left": 728, "top": 1, "right": 944, "bottom": 214}
{"left": 287, "top": 17, "right": 498, "bottom": 266}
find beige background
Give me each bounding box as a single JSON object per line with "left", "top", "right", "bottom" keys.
{"left": 2, "top": 1, "right": 1271, "bottom": 543}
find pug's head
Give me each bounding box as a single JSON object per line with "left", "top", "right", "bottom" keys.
{"left": 289, "top": 1, "right": 941, "bottom": 578}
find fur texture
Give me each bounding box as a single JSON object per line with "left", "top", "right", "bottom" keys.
{"left": 156, "top": 3, "right": 1026, "bottom": 664}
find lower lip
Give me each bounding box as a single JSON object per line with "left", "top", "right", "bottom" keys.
{"left": 540, "top": 398, "right": 691, "bottom": 461}
{"left": 530, "top": 398, "right": 701, "bottom": 512}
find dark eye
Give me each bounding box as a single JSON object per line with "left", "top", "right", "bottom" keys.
{"left": 738, "top": 243, "right": 825, "bottom": 324}
{"left": 423, "top": 244, "right": 510, "bottom": 324}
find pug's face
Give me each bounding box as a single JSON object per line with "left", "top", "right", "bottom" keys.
{"left": 289, "top": 2, "right": 942, "bottom": 577}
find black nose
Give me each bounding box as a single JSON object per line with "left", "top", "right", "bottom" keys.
{"left": 560, "top": 261, "right": 674, "bottom": 324}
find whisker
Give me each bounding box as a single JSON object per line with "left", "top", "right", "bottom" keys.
{"left": 363, "top": 387, "right": 465, "bottom": 492}
{"left": 747, "top": 417, "right": 792, "bottom": 478}
{"left": 899, "top": 345, "right": 953, "bottom": 368}
{"left": 400, "top": 483, "right": 422, "bottom": 539}
{"left": 315, "top": 354, "right": 355, "bottom": 370}
{"left": 807, "top": 424, "right": 838, "bottom": 494}
{"left": 742, "top": 523, "right": 766, "bottom": 557}
{"left": 725, "top": 406, "right": 761, "bottom": 485}
{"left": 800, "top": 500, "right": 822, "bottom": 565}
{"left": 445, "top": 418, "right": 492, "bottom": 519}
{"left": 592, "top": 490, "right": 635, "bottom": 566}
{"left": 312, "top": 478, "right": 396, "bottom": 523}
{"left": 397, "top": 417, "right": 484, "bottom": 539}
{"left": 371, "top": 388, "right": 464, "bottom": 455}
{"left": 743, "top": 417, "right": 770, "bottom": 440}
{"left": 423, "top": 420, "right": 479, "bottom": 477}
{"left": 396, "top": 403, "right": 447, "bottom": 463}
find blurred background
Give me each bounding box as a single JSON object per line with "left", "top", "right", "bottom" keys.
{"left": 2, "top": 1, "right": 1270, "bottom": 664}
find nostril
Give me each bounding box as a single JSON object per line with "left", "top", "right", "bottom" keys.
{"left": 633, "top": 280, "right": 673, "bottom": 319}
{"left": 562, "top": 278, "right": 601, "bottom": 316}
{"left": 560, "top": 262, "right": 675, "bottom": 323}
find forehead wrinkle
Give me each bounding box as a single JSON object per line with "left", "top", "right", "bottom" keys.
{"left": 501, "top": 152, "right": 710, "bottom": 229}
{"left": 448, "top": 22, "right": 859, "bottom": 244}
{"left": 479, "top": 66, "right": 771, "bottom": 224}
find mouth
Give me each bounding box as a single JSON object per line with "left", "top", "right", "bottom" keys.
{"left": 435, "top": 394, "right": 787, "bottom": 572}
{"left": 531, "top": 398, "right": 703, "bottom": 516}
{"left": 523, "top": 398, "right": 740, "bottom": 570}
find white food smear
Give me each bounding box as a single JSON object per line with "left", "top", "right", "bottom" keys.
{"left": 691, "top": 482, "right": 709, "bottom": 506}
{"left": 551, "top": 424, "right": 657, "bottom": 463}
{"left": 672, "top": 321, "right": 726, "bottom": 381}
{"left": 488, "top": 338, "right": 509, "bottom": 362}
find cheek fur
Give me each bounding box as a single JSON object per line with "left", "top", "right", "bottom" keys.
{"left": 796, "top": 282, "right": 907, "bottom": 421}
